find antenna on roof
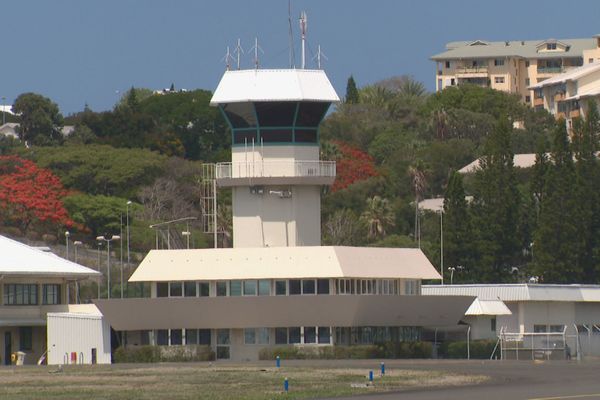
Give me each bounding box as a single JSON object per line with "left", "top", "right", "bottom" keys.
{"left": 222, "top": 46, "right": 234, "bottom": 71}
{"left": 313, "top": 44, "right": 328, "bottom": 69}
{"left": 234, "top": 39, "right": 244, "bottom": 70}
{"left": 250, "top": 37, "right": 264, "bottom": 69}
{"left": 299, "top": 11, "right": 307, "bottom": 69}
{"left": 288, "top": 0, "right": 296, "bottom": 68}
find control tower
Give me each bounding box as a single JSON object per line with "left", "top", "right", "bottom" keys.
{"left": 210, "top": 69, "right": 339, "bottom": 248}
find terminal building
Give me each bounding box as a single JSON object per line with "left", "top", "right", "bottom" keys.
{"left": 96, "top": 66, "right": 473, "bottom": 361}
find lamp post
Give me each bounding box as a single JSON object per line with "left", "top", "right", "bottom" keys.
{"left": 73, "top": 241, "right": 83, "bottom": 303}
{"left": 65, "top": 231, "right": 70, "bottom": 260}
{"left": 448, "top": 265, "right": 462, "bottom": 285}
{"left": 73, "top": 241, "right": 82, "bottom": 263}
{"left": 96, "top": 241, "right": 103, "bottom": 299}
{"left": 126, "top": 200, "right": 132, "bottom": 297}
{"left": 436, "top": 208, "right": 444, "bottom": 285}
{"left": 96, "top": 235, "right": 120, "bottom": 299}
{"left": 182, "top": 231, "right": 191, "bottom": 249}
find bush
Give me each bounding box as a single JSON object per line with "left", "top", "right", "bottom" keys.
{"left": 114, "top": 345, "right": 215, "bottom": 363}
{"left": 259, "top": 342, "right": 432, "bottom": 360}
{"left": 445, "top": 339, "right": 498, "bottom": 359}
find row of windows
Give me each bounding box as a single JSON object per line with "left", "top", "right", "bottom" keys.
{"left": 221, "top": 101, "right": 330, "bottom": 129}
{"left": 232, "top": 129, "right": 318, "bottom": 145}
{"left": 274, "top": 327, "right": 331, "bottom": 345}
{"left": 155, "top": 329, "right": 212, "bottom": 346}
{"left": 3, "top": 284, "right": 61, "bottom": 306}
{"left": 335, "top": 326, "right": 420, "bottom": 345}
{"left": 156, "top": 279, "right": 417, "bottom": 298}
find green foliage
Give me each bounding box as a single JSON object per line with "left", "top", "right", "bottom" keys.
{"left": 322, "top": 209, "right": 365, "bottom": 246}
{"left": 345, "top": 75, "right": 359, "bottom": 104}
{"left": 24, "top": 145, "right": 167, "bottom": 198}
{"left": 63, "top": 194, "right": 134, "bottom": 236}
{"left": 361, "top": 196, "right": 395, "bottom": 239}
{"left": 258, "top": 342, "right": 432, "bottom": 360}
{"left": 114, "top": 345, "right": 215, "bottom": 363}
{"left": 13, "top": 93, "right": 64, "bottom": 145}
{"left": 443, "top": 339, "right": 498, "bottom": 359}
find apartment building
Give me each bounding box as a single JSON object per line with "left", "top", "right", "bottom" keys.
{"left": 432, "top": 36, "right": 600, "bottom": 107}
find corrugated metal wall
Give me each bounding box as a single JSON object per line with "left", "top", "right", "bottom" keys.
{"left": 47, "top": 313, "right": 111, "bottom": 365}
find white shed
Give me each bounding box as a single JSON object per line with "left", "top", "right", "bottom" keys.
{"left": 47, "top": 312, "right": 111, "bottom": 365}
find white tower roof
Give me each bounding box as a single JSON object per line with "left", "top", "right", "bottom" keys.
{"left": 210, "top": 69, "right": 340, "bottom": 105}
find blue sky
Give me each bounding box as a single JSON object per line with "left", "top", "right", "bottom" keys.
{"left": 4, "top": 0, "right": 600, "bottom": 114}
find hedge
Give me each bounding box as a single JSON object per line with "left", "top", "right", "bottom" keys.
{"left": 114, "top": 345, "right": 215, "bottom": 363}
{"left": 443, "top": 339, "right": 498, "bottom": 359}
{"left": 259, "top": 342, "right": 432, "bottom": 360}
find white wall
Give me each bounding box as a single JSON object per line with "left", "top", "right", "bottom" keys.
{"left": 47, "top": 313, "right": 111, "bottom": 365}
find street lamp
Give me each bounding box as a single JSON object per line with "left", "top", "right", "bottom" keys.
{"left": 448, "top": 265, "right": 463, "bottom": 285}
{"left": 73, "top": 241, "right": 83, "bottom": 263}
{"left": 126, "top": 200, "right": 132, "bottom": 297}
{"left": 96, "top": 235, "right": 121, "bottom": 299}
{"left": 73, "top": 241, "right": 83, "bottom": 303}
{"left": 96, "top": 241, "right": 103, "bottom": 299}
{"left": 65, "top": 231, "right": 70, "bottom": 260}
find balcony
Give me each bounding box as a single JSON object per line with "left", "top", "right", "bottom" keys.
{"left": 537, "top": 67, "right": 564, "bottom": 75}
{"left": 456, "top": 66, "right": 489, "bottom": 77}
{"left": 215, "top": 160, "right": 336, "bottom": 187}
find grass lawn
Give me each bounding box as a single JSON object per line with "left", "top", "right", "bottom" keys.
{"left": 0, "top": 363, "right": 487, "bottom": 399}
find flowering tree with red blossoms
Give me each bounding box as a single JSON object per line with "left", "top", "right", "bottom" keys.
{"left": 0, "top": 156, "right": 73, "bottom": 232}
{"left": 330, "top": 141, "right": 378, "bottom": 192}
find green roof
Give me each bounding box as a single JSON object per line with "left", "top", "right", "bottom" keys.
{"left": 431, "top": 38, "right": 597, "bottom": 61}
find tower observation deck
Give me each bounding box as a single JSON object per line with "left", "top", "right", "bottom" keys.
{"left": 210, "top": 68, "right": 340, "bottom": 248}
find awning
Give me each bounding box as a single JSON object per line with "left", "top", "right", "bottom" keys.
{"left": 465, "top": 299, "right": 512, "bottom": 316}
{"left": 95, "top": 295, "right": 475, "bottom": 331}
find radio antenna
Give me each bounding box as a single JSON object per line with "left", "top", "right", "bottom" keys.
{"left": 221, "top": 46, "right": 234, "bottom": 71}
{"left": 288, "top": 0, "right": 296, "bottom": 68}
{"left": 234, "top": 39, "right": 244, "bottom": 70}
{"left": 299, "top": 11, "right": 307, "bottom": 69}
{"left": 312, "top": 44, "right": 328, "bottom": 69}
{"left": 249, "top": 37, "right": 264, "bottom": 69}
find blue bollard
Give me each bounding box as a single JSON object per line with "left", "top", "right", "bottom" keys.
{"left": 369, "top": 370, "right": 373, "bottom": 382}
{"left": 284, "top": 377, "right": 289, "bottom": 393}
{"left": 276, "top": 355, "right": 280, "bottom": 368}
{"left": 380, "top": 362, "right": 385, "bottom": 376}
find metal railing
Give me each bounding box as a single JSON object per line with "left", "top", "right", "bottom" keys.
{"left": 215, "top": 160, "right": 336, "bottom": 180}
{"left": 537, "top": 67, "right": 564, "bottom": 74}
{"left": 456, "top": 66, "right": 488, "bottom": 74}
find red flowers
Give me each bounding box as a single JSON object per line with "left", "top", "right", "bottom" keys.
{"left": 0, "top": 156, "right": 73, "bottom": 231}
{"left": 331, "top": 141, "right": 378, "bottom": 192}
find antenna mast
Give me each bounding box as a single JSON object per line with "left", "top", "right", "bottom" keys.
{"left": 222, "top": 46, "right": 234, "bottom": 71}
{"left": 234, "top": 39, "right": 244, "bottom": 70}
{"left": 299, "top": 11, "right": 307, "bottom": 69}
{"left": 313, "top": 44, "right": 328, "bottom": 69}
{"left": 250, "top": 37, "right": 264, "bottom": 69}
{"left": 288, "top": 0, "right": 295, "bottom": 68}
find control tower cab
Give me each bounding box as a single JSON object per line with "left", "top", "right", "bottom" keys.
{"left": 210, "top": 69, "right": 340, "bottom": 248}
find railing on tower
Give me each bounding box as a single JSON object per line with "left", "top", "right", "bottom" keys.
{"left": 215, "top": 160, "right": 336, "bottom": 179}
{"left": 201, "top": 164, "right": 218, "bottom": 247}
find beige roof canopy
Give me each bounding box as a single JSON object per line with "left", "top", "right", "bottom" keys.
{"left": 129, "top": 246, "right": 441, "bottom": 282}
{"left": 95, "top": 295, "right": 474, "bottom": 331}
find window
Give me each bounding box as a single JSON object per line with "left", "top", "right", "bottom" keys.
{"left": 244, "top": 328, "right": 256, "bottom": 345}
{"left": 546, "top": 43, "right": 557, "bottom": 50}
{"left": 184, "top": 282, "right": 196, "bottom": 297}
{"left": 258, "top": 280, "right": 271, "bottom": 296}
{"left": 304, "top": 327, "right": 316, "bottom": 343}
{"left": 294, "top": 129, "right": 317, "bottom": 143}
{"left": 157, "top": 330, "right": 169, "bottom": 345}
{"left": 243, "top": 280, "right": 257, "bottom": 296}
{"left": 216, "top": 281, "right": 227, "bottom": 296}
{"left": 42, "top": 284, "right": 61, "bottom": 305}
{"left": 19, "top": 327, "right": 32, "bottom": 351}
{"left": 533, "top": 325, "right": 547, "bottom": 333}
{"left": 254, "top": 102, "right": 297, "bottom": 127}
{"left": 230, "top": 280, "right": 242, "bottom": 296}
{"left": 275, "top": 280, "right": 287, "bottom": 296}
{"left": 590, "top": 58, "right": 594, "bottom": 64}
{"left": 525, "top": 78, "right": 530, "bottom": 86}
{"left": 525, "top": 60, "right": 530, "bottom": 67}
{"left": 494, "top": 76, "right": 505, "bottom": 84}
{"left": 257, "top": 328, "right": 270, "bottom": 345}
{"left": 169, "top": 282, "right": 182, "bottom": 297}
{"left": 317, "top": 279, "right": 329, "bottom": 295}
{"left": 525, "top": 95, "right": 531, "bottom": 103}
{"left": 289, "top": 280, "right": 301, "bottom": 295}
{"left": 217, "top": 329, "right": 230, "bottom": 345}
{"left": 491, "top": 317, "right": 497, "bottom": 332}
{"left": 550, "top": 325, "right": 565, "bottom": 333}
{"left": 494, "top": 59, "right": 505, "bottom": 66}
{"left": 289, "top": 327, "right": 301, "bottom": 344}
{"left": 404, "top": 280, "right": 418, "bottom": 295}
{"left": 445, "top": 61, "right": 451, "bottom": 68}
{"left": 295, "top": 102, "right": 329, "bottom": 127}
{"left": 318, "top": 327, "right": 331, "bottom": 344}
{"left": 199, "top": 282, "right": 210, "bottom": 297}
{"left": 170, "top": 329, "right": 182, "bottom": 345}
{"left": 302, "top": 280, "right": 315, "bottom": 295}
{"left": 4, "top": 284, "right": 38, "bottom": 305}
{"left": 186, "top": 329, "right": 198, "bottom": 345}
{"left": 450, "top": 78, "right": 456, "bottom": 86}
{"left": 275, "top": 328, "right": 288, "bottom": 344}
{"left": 156, "top": 282, "right": 168, "bottom": 298}
{"left": 199, "top": 329, "right": 211, "bottom": 345}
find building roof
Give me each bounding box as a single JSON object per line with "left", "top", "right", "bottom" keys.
{"left": 129, "top": 246, "right": 441, "bottom": 282}
{"left": 465, "top": 298, "right": 511, "bottom": 316}
{"left": 0, "top": 235, "right": 100, "bottom": 279}
{"left": 423, "top": 284, "right": 600, "bottom": 302}
{"left": 418, "top": 197, "right": 474, "bottom": 212}
{"left": 529, "top": 61, "right": 600, "bottom": 89}
{"left": 459, "top": 153, "right": 538, "bottom": 173}
{"left": 432, "top": 38, "right": 596, "bottom": 61}
{"left": 210, "top": 69, "right": 340, "bottom": 105}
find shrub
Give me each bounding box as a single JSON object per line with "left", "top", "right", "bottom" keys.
{"left": 114, "top": 345, "right": 215, "bottom": 363}
{"left": 446, "top": 339, "right": 498, "bottom": 359}
{"left": 259, "top": 342, "right": 432, "bottom": 360}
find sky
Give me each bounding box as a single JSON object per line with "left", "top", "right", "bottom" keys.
{"left": 3, "top": 0, "right": 600, "bottom": 115}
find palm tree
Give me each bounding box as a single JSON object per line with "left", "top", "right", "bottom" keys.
{"left": 361, "top": 196, "right": 395, "bottom": 240}
{"left": 408, "top": 161, "right": 429, "bottom": 247}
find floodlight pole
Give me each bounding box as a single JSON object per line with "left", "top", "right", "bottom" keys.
{"left": 96, "top": 235, "right": 120, "bottom": 299}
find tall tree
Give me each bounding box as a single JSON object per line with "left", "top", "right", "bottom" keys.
{"left": 345, "top": 75, "right": 359, "bottom": 104}
{"left": 360, "top": 196, "right": 395, "bottom": 240}
{"left": 471, "top": 119, "right": 521, "bottom": 282}
{"left": 13, "top": 93, "right": 64, "bottom": 145}
{"left": 443, "top": 171, "right": 474, "bottom": 280}
{"left": 533, "top": 121, "right": 580, "bottom": 283}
